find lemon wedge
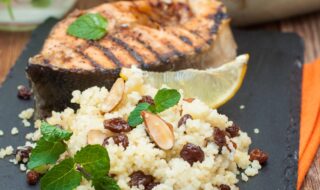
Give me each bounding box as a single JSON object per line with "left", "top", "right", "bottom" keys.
{"left": 139, "top": 54, "right": 249, "bottom": 109}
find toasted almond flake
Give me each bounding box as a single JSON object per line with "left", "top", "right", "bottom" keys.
{"left": 87, "top": 130, "right": 113, "bottom": 145}
{"left": 183, "top": 98, "right": 195, "bottom": 103}
{"left": 141, "top": 111, "right": 174, "bottom": 150}
{"left": 101, "top": 78, "right": 125, "bottom": 112}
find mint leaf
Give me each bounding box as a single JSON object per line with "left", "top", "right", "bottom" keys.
{"left": 40, "top": 158, "right": 81, "bottom": 190}
{"left": 92, "top": 176, "right": 120, "bottom": 190}
{"left": 153, "top": 89, "right": 181, "bottom": 113}
{"left": 74, "top": 145, "right": 110, "bottom": 178}
{"left": 31, "top": 0, "right": 51, "bottom": 7}
{"left": 67, "top": 13, "right": 108, "bottom": 40}
{"left": 128, "top": 103, "right": 151, "bottom": 127}
{"left": 27, "top": 137, "right": 67, "bottom": 169}
{"left": 41, "top": 122, "right": 72, "bottom": 142}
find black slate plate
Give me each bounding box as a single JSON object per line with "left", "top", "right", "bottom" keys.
{"left": 0, "top": 19, "right": 302, "bottom": 190}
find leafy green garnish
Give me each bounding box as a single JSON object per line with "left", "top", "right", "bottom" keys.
{"left": 74, "top": 145, "right": 110, "bottom": 179}
{"left": 128, "top": 103, "right": 150, "bottom": 127}
{"left": 128, "top": 89, "right": 181, "bottom": 127}
{"left": 92, "top": 176, "right": 121, "bottom": 190}
{"left": 40, "top": 145, "right": 119, "bottom": 190}
{"left": 27, "top": 138, "right": 67, "bottom": 169}
{"left": 41, "top": 122, "right": 72, "bottom": 142}
{"left": 40, "top": 158, "right": 82, "bottom": 190}
{"left": 31, "top": 0, "right": 51, "bottom": 8}
{"left": 28, "top": 122, "right": 72, "bottom": 170}
{"left": 67, "top": 13, "right": 108, "bottom": 40}
{"left": 152, "top": 88, "right": 181, "bottom": 113}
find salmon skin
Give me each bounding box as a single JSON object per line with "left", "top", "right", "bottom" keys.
{"left": 27, "top": 0, "right": 237, "bottom": 118}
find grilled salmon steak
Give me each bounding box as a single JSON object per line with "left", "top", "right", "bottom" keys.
{"left": 27, "top": 0, "right": 237, "bottom": 118}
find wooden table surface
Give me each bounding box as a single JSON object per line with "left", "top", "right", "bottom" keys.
{"left": 0, "top": 0, "right": 319, "bottom": 189}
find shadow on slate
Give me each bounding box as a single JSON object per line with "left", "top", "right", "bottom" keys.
{"left": 0, "top": 18, "right": 302, "bottom": 190}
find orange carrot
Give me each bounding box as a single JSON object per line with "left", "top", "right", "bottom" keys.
{"left": 299, "top": 61, "right": 320, "bottom": 157}
{"left": 297, "top": 59, "right": 320, "bottom": 189}
{"left": 298, "top": 111, "right": 320, "bottom": 189}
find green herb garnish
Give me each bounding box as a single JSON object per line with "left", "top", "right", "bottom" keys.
{"left": 41, "top": 145, "right": 119, "bottom": 190}
{"left": 128, "top": 88, "right": 181, "bottom": 127}
{"left": 40, "top": 158, "right": 82, "bottom": 190}
{"left": 128, "top": 103, "right": 151, "bottom": 127}
{"left": 28, "top": 122, "right": 72, "bottom": 170}
{"left": 67, "top": 13, "right": 108, "bottom": 40}
{"left": 28, "top": 122, "right": 120, "bottom": 190}
{"left": 40, "top": 122, "right": 72, "bottom": 142}
{"left": 74, "top": 145, "right": 110, "bottom": 179}
{"left": 92, "top": 176, "right": 121, "bottom": 190}
{"left": 151, "top": 88, "right": 181, "bottom": 113}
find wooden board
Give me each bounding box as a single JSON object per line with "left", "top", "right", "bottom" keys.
{"left": 0, "top": 19, "right": 303, "bottom": 189}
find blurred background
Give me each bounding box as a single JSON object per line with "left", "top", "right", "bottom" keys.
{"left": 0, "top": 0, "right": 319, "bottom": 189}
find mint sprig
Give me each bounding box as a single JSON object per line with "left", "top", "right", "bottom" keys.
{"left": 128, "top": 103, "right": 151, "bottom": 127}
{"left": 40, "top": 158, "right": 82, "bottom": 190}
{"left": 74, "top": 145, "right": 110, "bottom": 179}
{"left": 152, "top": 88, "right": 181, "bottom": 113}
{"left": 128, "top": 89, "right": 181, "bottom": 127}
{"left": 28, "top": 122, "right": 72, "bottom": 170}
{"left": 92, "top": 176, "right": 121, "bottom": 190}
{"left": 40, "top": 145, "right": 119, "bottom": 190}
{"left": 27, "top": 138, "right": 67, "bottom": 170}
{"left": 41, "top": 122, "right": 72, "bottom": 142}
{"left": 67, "top": 13, "right": 108, "bottom": 40}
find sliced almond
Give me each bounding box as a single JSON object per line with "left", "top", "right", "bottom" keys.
{"left": 102, "top": 78, "right": 125, "bottom": 113}
{"left": 183, "top": 98, "right": 195, "bottom": 103}
{"left": 141, "top": 111, "right": 174, "bottom": 150}
{"left": 87, "top": 130, "right": 112, "bottom": 145}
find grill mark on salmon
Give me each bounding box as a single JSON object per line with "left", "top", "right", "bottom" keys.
{"left": 89, "top": 41, "right": 123, "bottom": 68}
{"left": 208, "top": 6, "right": 228, "bottom": 35}
{"left": 179, "top": 35, "right": 193, "bottom": 46}
{"left": 76, "top": 50, "right": 102, "bottom": 70}
{"left": 123, "top": 30, "right": 165, "bottom": 63}
{"left": 134, "top": 36, "right": 166, "bottom": 63}
{"left": 109, "top": 36, "right": 146, "bottom": 66}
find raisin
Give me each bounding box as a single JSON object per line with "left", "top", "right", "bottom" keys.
{"left": 26, "top": 171, "right": 40, "bottom": 185}
{"left": 129, "top": 171, "right": 155, "bottom": 188}
{"left": 180, "top": 143, "right": 205, "bottom": 166}
{"left": 15, "top": 146, "right": 32, "bottom": 163}
{"left": 104, "top": 118, "right": 131, "bottom": 133}
{"left": 103, "top": 133, "right": 129, "bottom": 149}
{"left": 249, "top": 148, "right": 269, "bottom": 164}
{"left": 17, "top": 85, "right": 32, "bottom": 100}
{"left": 178, "top": 114, "right": 193, "bottom": 127}
{"left": 145, "top": 182, "right": 160, "bottom": 190}
{"left": 213, "top": 127, "right": 227, "bottom": 148}
{"left": 138, "top": 96, "right": 155, "bottom": 105}
{"left": 219, "top": 184, "right": 231, "bottom": 190}
{"left": 226, "top": 124, "right": 240, "bottom": 137}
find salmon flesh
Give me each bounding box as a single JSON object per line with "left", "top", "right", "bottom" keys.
{"left": 27, "top": 0, "right": 237, "bottom": 118}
